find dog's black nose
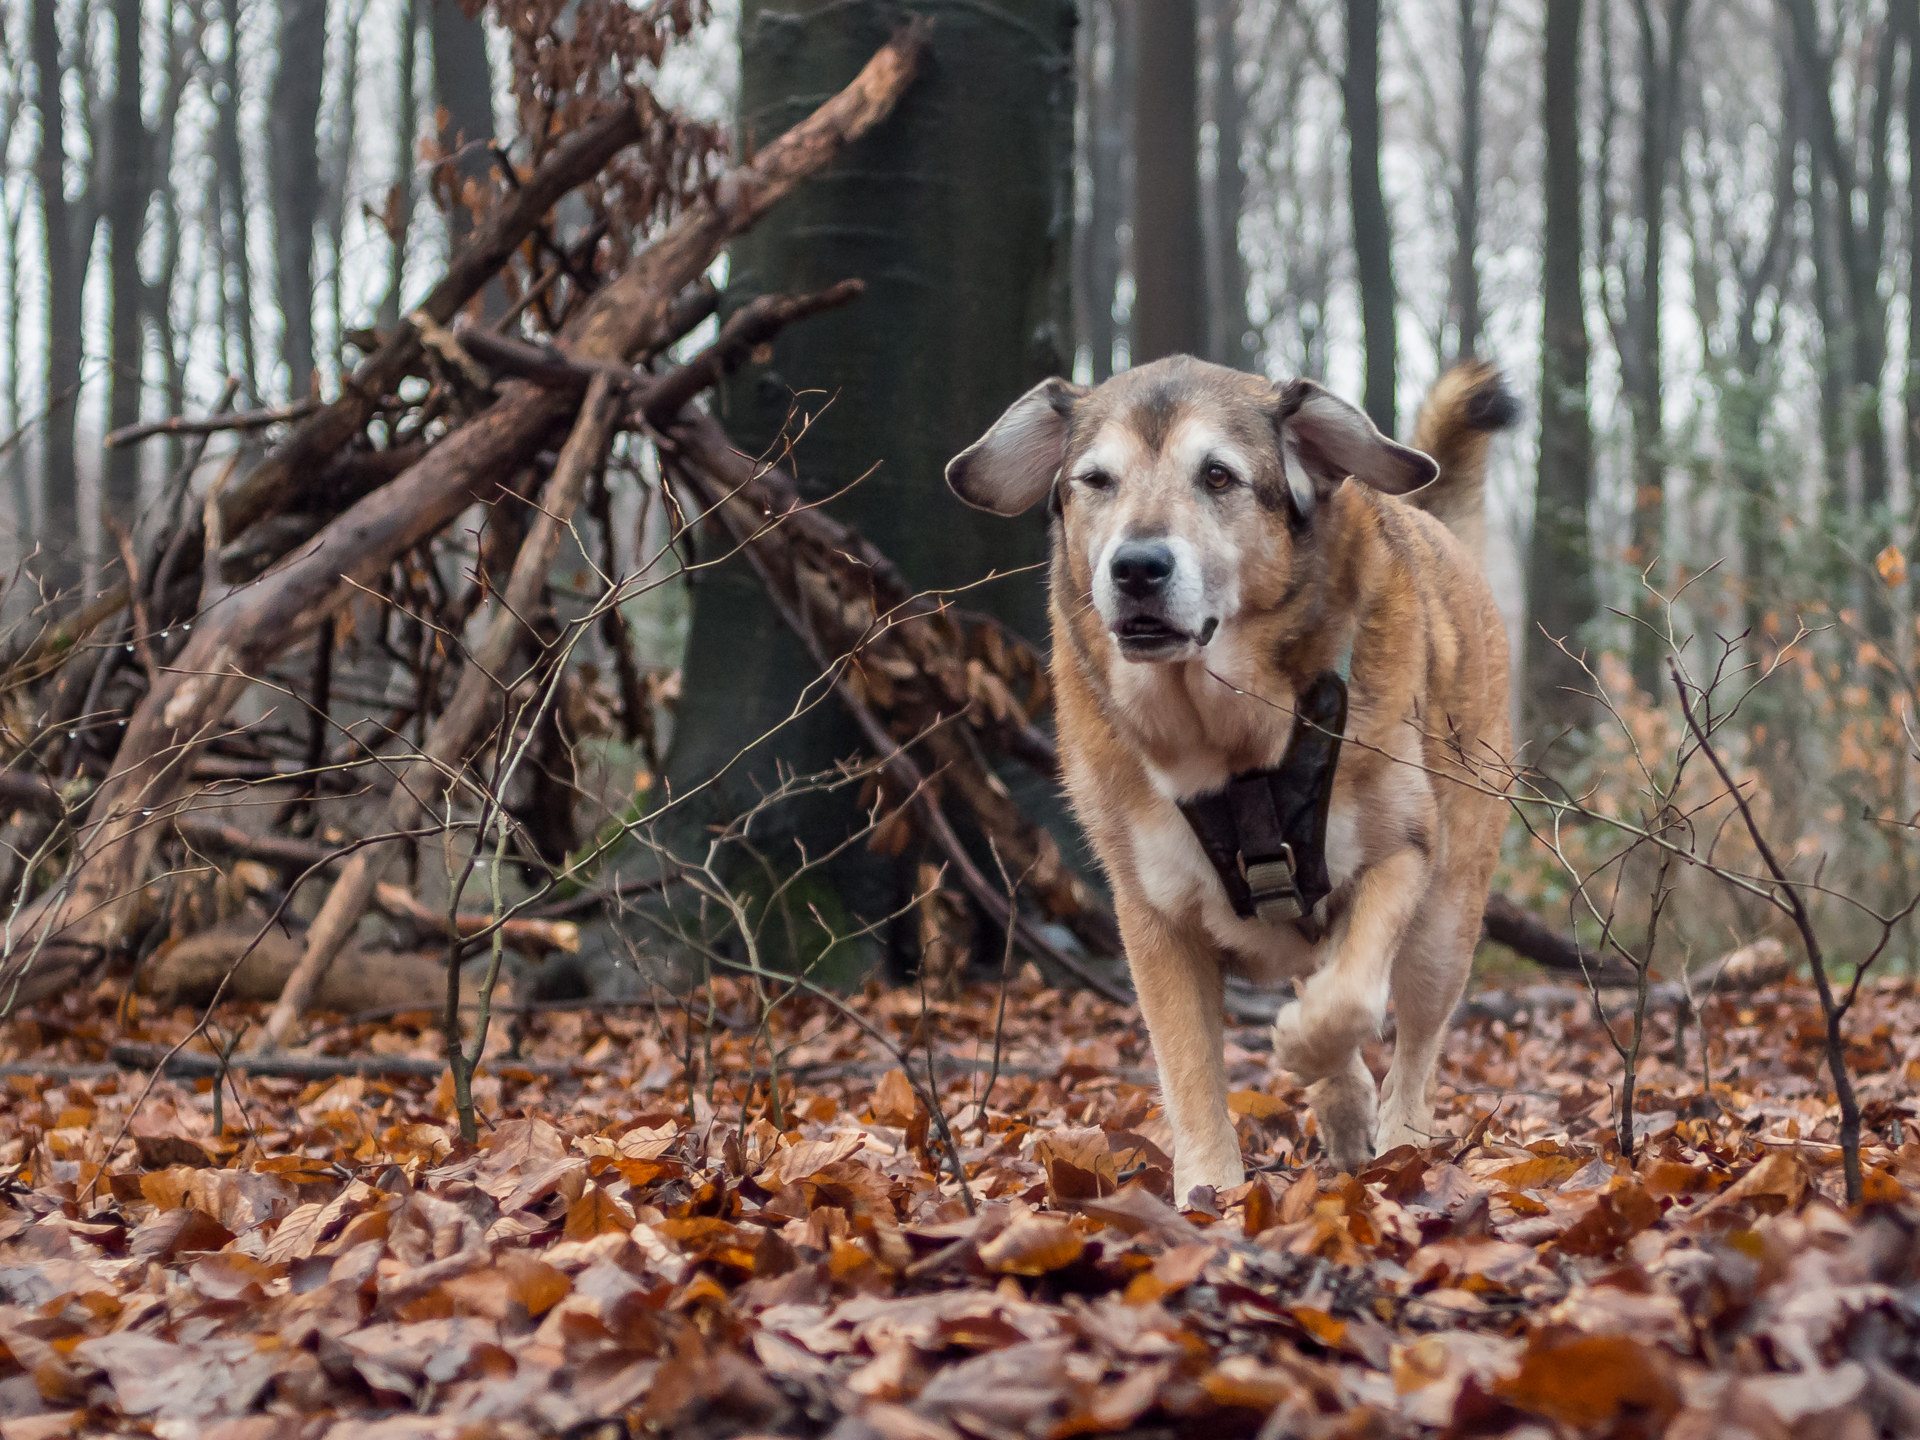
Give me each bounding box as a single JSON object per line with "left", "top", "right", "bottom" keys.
{"left": 1110, "top": 541, "right": 1175, "bottom": 598}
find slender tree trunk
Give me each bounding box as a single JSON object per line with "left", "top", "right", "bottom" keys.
{"left": 323, "top": 0, "right": 365, "bottom": 381}
{"left": 217, "top": 0, "right": 259, "bottom": 403}
{"left": 430, "top": 0, "right": 502, "bottom": 321}
{"left": 1345, "top": 0, "right": 1395, "bottom": 433}
{"left": 1527, "top": 0, "right": 1594, "bottom": 733}
{"left": 1088, "top": 0, "right": 1128, "bottom": 379}
{"left": 270, "top": 0, "right": 327, "bottom": 400}
{"left": 1907, "top": 3, "right": 1919, "bottom": 528}
{"left": 1132, "top": 0, "right": 1202, "bottom": 362}
{"left": 105, "top": 0, "right": 146, "bottom": 525}
{"left": 1624, "top": 0, "right": 1689, "bottom": 698}
{"left": 4, "top": 192, "right": 29, "bottom": 540}
{"left": 1802, "top": 115, "right": 1848, "bottom": 505}
{"left": 667, "top": 0, "right": 1075, "bottom": 965}
{"left": 1446, "top": 0, "right": 1487, "bottom": 366}
{"left": 381, "top": 0, "right": 421, "bottom": 329}
{"left": 1204, "top": 0, "right": 1252, "bottom": 370}
{"left": 33, "top": 0, "right": 85, "bottom": 596}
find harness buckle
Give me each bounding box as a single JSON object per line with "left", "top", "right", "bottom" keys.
{"left": 1240, "top": 844, "right": 1304, "bottom": 924}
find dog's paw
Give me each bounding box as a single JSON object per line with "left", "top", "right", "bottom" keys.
{"left": 1270, "top": 1000, "right": 1344, "bottom": 1083}
{"left": 1172, "top": 1158, "right": 1245, "bottom": 1210}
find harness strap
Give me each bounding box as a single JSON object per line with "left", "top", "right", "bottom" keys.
{"left": 1177, "top": 642, "right": 1352, "bottom": 934}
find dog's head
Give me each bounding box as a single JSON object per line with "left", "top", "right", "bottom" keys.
{"left": 946, "top": 356, "right": 1438, "bottom": 663}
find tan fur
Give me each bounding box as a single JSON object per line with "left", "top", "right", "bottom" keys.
{"left": 950, "top": 356, "right": 1515, "bottom": 1199}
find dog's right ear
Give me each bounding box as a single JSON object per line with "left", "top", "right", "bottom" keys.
{"left": 946, "top": 377, "right": 1085, "bottom": 516}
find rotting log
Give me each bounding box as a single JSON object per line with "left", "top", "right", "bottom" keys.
{"left": 0, "top": 25, "right": 932, "bottom": 994}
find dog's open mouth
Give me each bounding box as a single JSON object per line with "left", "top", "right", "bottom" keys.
{"left": 1113, "top": 615, "right": 1217, "bottom": 654}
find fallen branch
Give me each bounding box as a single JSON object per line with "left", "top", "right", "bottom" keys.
{"left": 14, "top": 1043, "right": 575, "bottom": 1082}
{"left": 104, "top": 397, "right": 322, "bottom": 449}
{"left": 372, "top": 881, "right": 581, "bottom": 958}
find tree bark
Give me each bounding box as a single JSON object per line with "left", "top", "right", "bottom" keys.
{"left": 216, "top": 0, "right": 260, "bottom": 402}
{"left": 1527, "top": 0, "right": 1595, "bottom": 733}
{"left": 1088, "top": 0, "right": 1129, "bottom": 380}
{"left": 665, "top": 0, "right": 1072, "bottom": 970}
{"left": 381, "top": 0, "right": 420, "bottom": 329}
{"left": 270, "top": 0, "right": 327, "bottom": 400}
{"left": 1131, "top": 0, "right": 1203, "bottom": 362}
{"left": 32, "top": 0, "right": 88, "bottom": 596}
{"left": 1617, "top": 0, "right": 1690, "bottom": 697}
{"left": 429, "top": 0, "right": 503, "bottom": 320}
{"left": 105, "top": 0, "right": 146, "bottom": 524}
{"left": 1204, "top": 0, "right": 1252, "bottom": 370}
{"left": 1446, "top": 0, "right": 1488, "bottom": 366}
{"left": 1345, "top": 0, "right": 1396, "bottom": 434}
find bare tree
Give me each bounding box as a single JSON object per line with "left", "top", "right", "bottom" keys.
{"left": 1132, "top": 0, "right": 1203, "bottom": 361}
{"left": 1781, "top": 0, "right": 1898, "bottom": 537}
{"left": 1444, "top": 0, "right": 1495, "bottom": 366}
{"left": 33, "top": 0, "right": 100, "bottom": 595}
{"left": 1598, "top": 0, "right": 1692, "bottom": 696}
{"left": 1528, "top": 0, "right": 1596, "bottom": 733}
{"left": 1345, "top": 0, "right": 1395, "bottom": 432}
{"left": 214, "top": 0, "right": 259, "bottom": 402}
{"left": 1680, "top": 14, "right": 1794, "bottom": 660}
{"left": 1203, "top": 0, "right": 1252, "bottom": 370}
{"left": 430, "top": 0, "right": 501, "bottom": 320}
{"left": 269, "top": 0, "right": 327, "bottom": 400}
{"left": 104, "top": 0, "right": 146, "bottom": 524}
{"left": 380, "top": 0, "right": 421, "bottom": 329}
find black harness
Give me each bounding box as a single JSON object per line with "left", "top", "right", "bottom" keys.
{"left": 1177, "top": 661, "right": 1349, "bottom": 937}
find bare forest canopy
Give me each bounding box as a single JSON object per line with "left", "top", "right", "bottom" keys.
{"left": 0, "top": 0, "right": 1916, "bottom": 1433}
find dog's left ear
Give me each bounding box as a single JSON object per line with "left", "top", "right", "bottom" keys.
{"left": 947, "top": 377, "right": 1086, "bottom": 516}
{"left": 1272, "top": 379, "right": 1438, "bottom": 521}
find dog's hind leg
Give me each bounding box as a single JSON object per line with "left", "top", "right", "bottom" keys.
{"left": 1377, "top": 896, "right": 1476, "bottom": 1153}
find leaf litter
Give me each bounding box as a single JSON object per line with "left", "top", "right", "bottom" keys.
{"left": 6, "top": 964, "right": 1920, "bottom": 1437}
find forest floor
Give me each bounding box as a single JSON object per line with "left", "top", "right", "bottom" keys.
{"left": 3, "top": 963, "right": 1920, "bottom": 1438}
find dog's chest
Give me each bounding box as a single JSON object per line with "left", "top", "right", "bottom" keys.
{"left": 1106, "top": 658, "right": 1360, "bottom": 977}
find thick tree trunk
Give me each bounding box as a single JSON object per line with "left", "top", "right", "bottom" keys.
{"left": 1131, "top": 0, "right": 1203, "bottom": 362}
{"left": 1345, "top": 0, "right": 1395, "bottom": 434}
{"left": 665, "top": 0, "right": 1073, "bottom": 963}
{"left": 270, "top": 0, "right": 327, "bottom": 400}
{"left": 1204, "top": 0, "right": 1252, "bottom": 371}
{"left": 33, "top": 0, "right": 86, "bottom": 596}
{"left": 1527, "top": 0, "right": 1595, "bottom": 733}
{"left": 430, "top": 0, "right": 503, "bottom": 321}
{"left": 1088, "top": 0, "right": 1129, "bottom": 380}
{"left": 105, "top": 0, "right": 146, "bottom": 524}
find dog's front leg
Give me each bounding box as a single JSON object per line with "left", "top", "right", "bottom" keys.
{"left": 1116, "top": 895, "right": 1241, "bottom": 1206}
{"left": 1270, "top": 848, "right": 1427, "bottom": 1171}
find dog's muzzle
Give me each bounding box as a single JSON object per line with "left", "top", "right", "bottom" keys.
{"left": 1108, "top": 541, "right": 1215, "bottom": 656}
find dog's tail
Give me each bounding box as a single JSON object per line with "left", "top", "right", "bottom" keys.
{"left": 1407, "top": 361, "right": 1519, "bottom": 562}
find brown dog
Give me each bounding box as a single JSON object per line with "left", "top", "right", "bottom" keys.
{"left": 947, "top": 357, "right": 1514, "bottom": 1200}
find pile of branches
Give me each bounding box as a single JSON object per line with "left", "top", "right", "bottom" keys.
{"left": 0, "top": 21, "right": 933, "bottom": 1027}
{"left": 0, "top": 7, "right": 1679, "bottom": 1066}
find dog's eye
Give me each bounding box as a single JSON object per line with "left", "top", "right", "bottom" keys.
{"left": 1203, "top": 462, "right": 1236, "bottom": 491}
{"left": 1079, "top": 470, "right": 1114, "bottom": 491}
